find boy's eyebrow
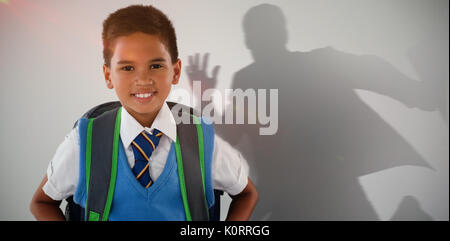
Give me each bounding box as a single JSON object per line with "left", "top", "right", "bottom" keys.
{"left": 116, "top": 58, "right": 167, "bottom": 65}
{"left": 149, "top": 58, "right": 166, "bottom": 62}
{"left": 117, "top": 60, "right": 134, "bottom": 65}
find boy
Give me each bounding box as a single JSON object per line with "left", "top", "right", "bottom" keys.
{"left": 30, "top": 5, "right": 258, "bottom": 221}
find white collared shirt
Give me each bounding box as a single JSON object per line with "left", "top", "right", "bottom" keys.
{"left": 43, "top": 102, "right": 249, "bottom": 201}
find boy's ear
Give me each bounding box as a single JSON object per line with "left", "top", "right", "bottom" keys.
{"left": 172, "top": 59, "right": 182, "bottom": 85}
{"left": 103, "top": 64, "right": 114, "bottom": 89}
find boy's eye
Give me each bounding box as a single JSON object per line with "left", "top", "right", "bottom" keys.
{"left": 150, "top": 64, "right": 163, "bottom": 69}
{"left": 121, "top": 66, "right": 134, "bottom": 71}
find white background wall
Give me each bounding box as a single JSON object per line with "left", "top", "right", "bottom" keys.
{"left": 0, "top": 0, "right": 448, "bottom": 220}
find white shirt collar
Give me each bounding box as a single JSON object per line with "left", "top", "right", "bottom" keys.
{"left": 120, "top": 102, "right": 177, "bottom": 148}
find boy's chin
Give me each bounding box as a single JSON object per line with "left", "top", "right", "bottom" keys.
{"left": 127, "top": 101, "right": 163, "bottom": 116}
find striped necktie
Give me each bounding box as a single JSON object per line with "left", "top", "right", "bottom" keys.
{"left": 131, "top": 129, "right": 162, "bottom": 188}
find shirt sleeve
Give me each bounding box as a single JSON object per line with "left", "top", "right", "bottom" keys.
{"left": 212, "top": 134, "right": 249, "bottom": 196}
{"left": 42, "top": 127, "right": 80, "bottom": 201}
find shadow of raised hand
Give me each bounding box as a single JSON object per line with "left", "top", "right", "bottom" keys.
{"left": 186, "top": 53, "right": 220, "bottom": 100}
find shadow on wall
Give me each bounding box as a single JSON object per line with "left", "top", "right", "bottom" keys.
{"left": 186, "top": 4, "right": 446, "bottom": 220}
{"left": 390, "top": 196, "right": 434, "bottom": 221}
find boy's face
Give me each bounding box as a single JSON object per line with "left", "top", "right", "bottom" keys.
{"left": 103, "top": 32, "right": 181, "bottom": 126}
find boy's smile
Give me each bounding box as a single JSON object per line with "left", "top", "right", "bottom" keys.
{"left": 103, "top": 32, "right": 181, "bottom": 127}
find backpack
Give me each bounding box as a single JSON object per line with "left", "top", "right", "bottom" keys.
{"left": 64, "top": 101, "right": 223, "bottom": 221}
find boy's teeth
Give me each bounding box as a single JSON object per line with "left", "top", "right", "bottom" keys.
{"left": 135, "top": 93, "right": 153, "bottom": 98}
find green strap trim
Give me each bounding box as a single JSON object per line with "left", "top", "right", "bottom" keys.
{"left": 174, "top": 138, "right": 192, "bottom": 221}
{"left": 192, "top": 115, "right": 209, "bottom": 217}
{"left": 88, "top": 211, "right": 100, "bottom": 221}
{"left": 85, "top": 118, "right": 94, "bottom": 219}
{"left": 102, "top": 107, "right": 122, "bottom": 221}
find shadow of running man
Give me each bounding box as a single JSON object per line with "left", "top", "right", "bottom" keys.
{"left": 186, "top": 4, "right": 443, "bottom": 220}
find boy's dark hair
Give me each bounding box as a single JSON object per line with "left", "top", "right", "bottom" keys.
{"left": 102, "top": 5, "right": 179, "bottom": 66}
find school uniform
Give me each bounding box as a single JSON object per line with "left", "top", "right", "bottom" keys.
{"left": 43, "top": 102, "right": 249, "bottom": 220}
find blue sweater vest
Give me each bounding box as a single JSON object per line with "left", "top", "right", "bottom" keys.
{"left": 73, "top": 116, "right": 215, "bottom": 221}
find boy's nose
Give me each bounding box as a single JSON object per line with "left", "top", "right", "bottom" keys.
{"left": 136, "top": 71, "right": 154, "bottom": 85}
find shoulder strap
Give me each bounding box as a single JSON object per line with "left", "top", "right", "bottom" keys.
{"left": 84, "top": 107, "right": 121, "bottom": 221}
{"left": 170, "top": 103, "right": 209, "bottom": 221}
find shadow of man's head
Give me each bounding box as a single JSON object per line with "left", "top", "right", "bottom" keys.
{"left": 243, "top": 4, "right": 288, "bottom": 59}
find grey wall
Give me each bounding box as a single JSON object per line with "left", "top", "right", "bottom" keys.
{"left": 0, "top": 0, "right": 448, "bottom": 220}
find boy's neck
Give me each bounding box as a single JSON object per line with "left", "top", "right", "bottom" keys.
{"left": 123, "top": 106, "right": 159, "bottom": 128}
